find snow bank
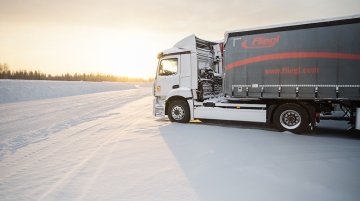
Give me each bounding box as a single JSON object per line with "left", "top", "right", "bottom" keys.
{"left": 0, "top": 79, "right": 143, "bottom": 103}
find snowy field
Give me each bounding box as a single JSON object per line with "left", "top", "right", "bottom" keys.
{"left": 0, "top": 80, "right": 360, "bottom": 201}
{"left": 0, "top": 79, "right": 140, "bottom": 103}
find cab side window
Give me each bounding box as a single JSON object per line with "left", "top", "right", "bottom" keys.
{"left": 159, "top": 58, "right": 178, "bottom": 76}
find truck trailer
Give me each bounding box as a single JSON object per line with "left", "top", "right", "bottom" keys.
{"left": 153, "top": 15, "right": 360, "bottom": 133}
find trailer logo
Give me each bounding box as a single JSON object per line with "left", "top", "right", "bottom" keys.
{"left": 241, "top": 35, "right": 280, "bottom": 49}
{"left": 264, "top": 67, "right": 320, "bottom": 75}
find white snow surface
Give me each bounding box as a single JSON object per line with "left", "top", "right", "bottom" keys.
{"left": 0, "top": 79, "right": 140, "bottom": 103}
{"left": 0, "top": 80, "right": 360, "bottom": 201}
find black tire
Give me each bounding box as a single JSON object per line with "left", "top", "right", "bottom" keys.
{"left": 273, "top": 103, "right": 309, "bottom": 134}
{"left": 168, "top": 100, "right": 190, "bottom": 123}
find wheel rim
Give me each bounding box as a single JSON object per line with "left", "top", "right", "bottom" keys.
{"left": 171, "top": 105, "right": 185, "bottom": 121}
{"left": 279, "top": 109, "right": 301, "bottom": 130}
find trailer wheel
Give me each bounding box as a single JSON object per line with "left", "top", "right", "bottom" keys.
{"left": 273, "top": 103, "right": 309, "bottom": 133}
{"left": 168, "top": 100, "right": 190, "bottom": 123}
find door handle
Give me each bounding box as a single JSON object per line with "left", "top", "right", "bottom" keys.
{"left": 172, "top": 85, "right": 179, "bottom": 89}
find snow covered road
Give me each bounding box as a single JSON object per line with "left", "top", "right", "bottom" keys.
{"left": 1, "top": 84, "right": 360, "bottom": 201}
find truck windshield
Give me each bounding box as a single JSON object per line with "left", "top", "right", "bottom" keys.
{"left": 158, "top": 58, "right": 178, "bottom": 76}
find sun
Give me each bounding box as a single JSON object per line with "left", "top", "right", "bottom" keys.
{"left": 85, "top": 29, "right": 159, "bottom": 79}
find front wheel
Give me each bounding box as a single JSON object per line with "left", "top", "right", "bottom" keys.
{"left": 168, "top": 100, "right": 190, "bottom": 123}
{"left": 273, "top": 103, "right": 309, "bottom": 134}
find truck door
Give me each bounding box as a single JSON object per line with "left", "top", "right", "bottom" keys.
{"left": 154, "top": 56, "right": 180, "bottom": 97}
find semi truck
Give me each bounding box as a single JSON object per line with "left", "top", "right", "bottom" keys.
{"left": 153, "top": 15, "right": 360, "bottom": 133}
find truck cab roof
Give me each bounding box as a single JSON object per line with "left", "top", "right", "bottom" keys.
{"left": 159, "top": 35, "right": 218, "bottom": 58}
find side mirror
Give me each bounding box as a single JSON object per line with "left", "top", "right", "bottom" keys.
{"left": 157, "top": 52, "right": 164, "bottom": 59}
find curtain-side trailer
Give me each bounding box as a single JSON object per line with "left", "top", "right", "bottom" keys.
{"left": 153, "top": 15, "right": 360, "bottom": 133}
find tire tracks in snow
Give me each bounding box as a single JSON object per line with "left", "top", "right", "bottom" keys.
{"left": 0, "top": 89, "right": 149, "bottom": 181}
{"left": 0, "top": 116, "right": 115, "bottom": 181}
{"left": 36, "top": 97, "right": 148, "bottom": 201}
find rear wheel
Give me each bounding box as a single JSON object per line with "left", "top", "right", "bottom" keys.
{"left": 168, "top": 100, "right": 190, "bottom": 123}
{"left": 273, "top": 103, "right": 309, "bottom": 133}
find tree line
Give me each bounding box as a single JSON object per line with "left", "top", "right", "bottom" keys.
{"left": 0, "top": 63, "right": 153, "bottom": 82}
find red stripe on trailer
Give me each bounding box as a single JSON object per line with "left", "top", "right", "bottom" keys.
{"left": 225, "top": 52, "right": 360, "bottom": 70}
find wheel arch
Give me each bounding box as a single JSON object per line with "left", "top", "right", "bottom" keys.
{"left": 165, "top": 96, "right": 189, "bottom": 115}
{"left": 268, "top": 101, "right": 316, "bottom": 126}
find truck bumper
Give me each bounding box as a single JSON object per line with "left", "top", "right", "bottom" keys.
{"left": 153, "top": 97, "right": 165, "bottom": 117}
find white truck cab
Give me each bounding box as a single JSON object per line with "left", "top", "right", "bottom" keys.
{"left": 154, "top": 35, "right": 217, "bottom": 119}
{"left": 153, "top": 35, "right": 267, "bottom": 124}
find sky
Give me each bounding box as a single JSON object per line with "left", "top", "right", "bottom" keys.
{"left": 0, "top": 0, "right": 359, "bottom": 78}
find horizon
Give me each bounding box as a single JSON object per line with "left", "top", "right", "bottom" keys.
{"left": 0, "top": 62, "right": 153, "bottom": 80}
{"left": 1, "top": 0, "right": 359, "bottom": 79}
